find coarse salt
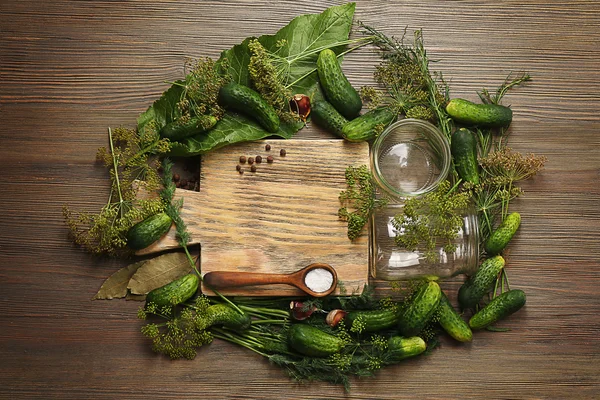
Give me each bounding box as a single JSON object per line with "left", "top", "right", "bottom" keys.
{"left": 304, "top": 268, "right": 334, "bottom": 293}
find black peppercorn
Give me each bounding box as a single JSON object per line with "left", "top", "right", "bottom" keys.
{"left": 248, "top": 157, "right": 255, "bottom": 165}
{"left": 236, "top": 165, "right": 241, "bottom": 172}
{"left": 267, "top": 155, "right": 274, "bottom": 163}
{"left": 280, "top": 149, "right": 286, "bottom": 156}
{"left": 255, "top": 155, "right": 262, "bottom": 163}
{"left": 239, "top": 156, "right": 247, "bottom": 164}
{"left": 265, "top": 144, "right": 271, "bottom": 151}
{"left": 250, "top": 165, "right": 257, "bottom": 173}
{"left": 172, "top": 173, "right": 181, "bottom": 182}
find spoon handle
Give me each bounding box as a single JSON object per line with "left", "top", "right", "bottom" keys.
{"left": 203, "top": 271, "right": 292, "bottom": 289}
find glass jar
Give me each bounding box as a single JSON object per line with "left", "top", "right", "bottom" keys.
{"left": 369, "top": 118, "right": 479, "bottom": 280}
{"left": 370, "top": 205, "right": 479, "bottom": 280}
{"left": 371, "top": 119, "right": 451, "bottom": 198}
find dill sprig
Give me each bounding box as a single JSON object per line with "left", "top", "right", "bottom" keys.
{"left": 478, "top": 72, "right": 532, "bottom": 106}
{"left": 248, "top": 39, "right": 298, "bottom": 123}
{"left": 474, "top": 148, "right": 547, "bottom": 239}
{"left": 392, "top": 180, "right": 470, "bottom": 261}
{"left": 174, "top": 57, "right": 229, "bottom": 125}
{"left": 63, "top": 127, "right": 170, "bottom": 255}
{"left": 338, "top": 165, "right": 389, "bottom": 241}
{"left": 359, "top": 23, "right": 452, "bottom": 137}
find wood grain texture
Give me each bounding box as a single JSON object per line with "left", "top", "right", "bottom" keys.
{"left": 137, "top": 139, "right": 370, "bottom": 296}
{"left": 1, "top": 0, "right": 600, "bottom": 399}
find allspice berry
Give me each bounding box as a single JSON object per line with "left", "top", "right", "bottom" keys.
{"left": 239, "top": 155, "right": 247, "bottom": 164}
{"left": 267, "top": 155, "right": 274, "bottom": 163}
{"left": 250, "top": 165, "right": 257, "bottom": 173}
{"left": 248, "top": 157, "right": 255, "bottom": 165}
{"left": 255, "top": 155, "right": 262, "bottom": 164}
{"left": 265, "top": 144, "right": 271, "bottom": 151}
{"left": 280, "top": 149, "right": 287, "bottom": 156}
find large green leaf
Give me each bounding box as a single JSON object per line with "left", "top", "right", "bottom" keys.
{"left": 137, "top": 81, "right": 184, "bottom": 135}
{"left": 139, "top": 3, "right": 356, "bottom": 156}
{"left": 168, "top": 112, "right": 301, "bottom": 156}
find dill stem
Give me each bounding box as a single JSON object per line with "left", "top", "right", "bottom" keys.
{"left": 212, "top": 329, "right": 269, "bottom": 357}
{"left": 249, "top": 319, "right": 288, "bottom": 325}
{"left": 238, "top": 305, "right": 290, "bottom": 318}
{"left": 108, "top": 128, "right": 125, "bottom": 217}
{"left": 503, "top": 270, "right": 511, "bottom": 291}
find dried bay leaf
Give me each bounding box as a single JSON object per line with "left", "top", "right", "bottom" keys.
{"left": 93, "top": 261, "right": 146, "bottom": 300}
{"left": 127, "top": 252, "right": 191, "bottom": 295}
{"left": 126, "top": 293, "right": 147, "bottom": 301}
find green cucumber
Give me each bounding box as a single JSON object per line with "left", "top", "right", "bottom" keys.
{"left": 437, "top": 292, "right": 472, "bottom": 342}
{"left": 469, "top": 289, "right": 526, "bottom": 330}
{"left": 316, "top": 49, "right": 362, "bottom": 119}
{"left": 446, "top": 98, "right": 512, "bottom": 128}
{"left": 160, "top": 114, "right": 218, "bottom": 141}
{"left": 218, "top": 82, "right": 280, "bottom": 133}
{"left": 458, "top": 255, "right": 505, "bottom": 310}
{"left": 127, "top": 212, "right": 172, "bottom": 250}
{"left": 398, "top": 281, "right": 442, "bottom": 337}
{"left": 310, "top": 100, "right": 348, "bottom": 137}
{"left": 451, "top": 128, "right": 480, "bottom": 185}
{"left": 145, "top": 273, "right": 199, "bottom": 307}
{"left": 287, "top": 324, "right": 345, "bottom": 357}
{"left": 341, "top": 107, "right": 397, "bottom": 142}
{"left": 387, "top": 336, "right": 427, "bottom": 363}
{"left": 197, "top": 303, "right": 252, "bottom": 331}
{"left": 345, "top": 308, "right": 401, "bottom": 333}
{"left": 485, "top": 212, "right": 521, "bottom": 255}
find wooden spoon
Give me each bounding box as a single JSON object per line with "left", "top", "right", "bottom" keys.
{"left": 202, "top": 263, "right": 338, "bottom": 297}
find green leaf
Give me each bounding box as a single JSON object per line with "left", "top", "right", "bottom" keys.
{"left": 145, "top": 3, "right": 356, "bottom": 157}
{"left": 137, "top": 81, "right": 185, "bottom": 135}
{"left": 168, "top": 112, "right": 300, "bottom": 156}
{"left": 93, "top": 261, "right": 146, "bottom": 300}
{"left": 219, "top": 3, "right": 356, "bottom": 94}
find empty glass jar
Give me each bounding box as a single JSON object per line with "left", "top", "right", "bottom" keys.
{"left": 369, "top": 119, "right": 479, "bottom": 280}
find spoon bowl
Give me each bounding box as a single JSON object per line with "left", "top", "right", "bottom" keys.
{"left": 203, "top": 263, "right": 338, "bottom": 297}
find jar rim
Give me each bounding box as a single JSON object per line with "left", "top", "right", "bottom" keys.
{"left": 371, "top": 118, "right": 451, "bottom": 198}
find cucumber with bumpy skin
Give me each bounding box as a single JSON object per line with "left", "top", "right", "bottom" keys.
{"left": 145, "top": 273, "right": 199, "bottom": 307}
{"left": 127, "top": 212, "right": 172, "bottom": 250}
{"left": 446, "top": 98, "right": 512, "bottom": 128}
{"left": 458, "top": 255, "right": 505, "bottom": 310}
{"left": 387, "top": 336, "right": 427, "bottom": 362}
{"left": 310, "top": 100, "right": 348, "bottom": 137}
{"left": 218, "top": 82, "right": 280, "bottom": 133}
{"left": 437, "top": 292, "right": 472, "bottom": 342}
{"left": 469, "top": 289, "right": 526, "bottom": 330}
{"left": 398, "top": 281, "right": 442, "bottom": 337}
{"left": 160, "top": 115, "right": 218, "bottom": 141}
{"left": 196, "top": 303, "right": 252, "bottom": 331}
{"left": 451, "top": 127, "right": 480, "bottom": 185}
{"left": 341, "top": 107, "right": 397, "bottom": 142}
{"left": 287, "top": 324, "right": 345, "bottom": 357}
{"left": 317, "top": 49, "right": 362, "bottom": 119}
{"left": 485, "top": 212, "right": 521, "bottom": 255}
{"left": 345, "top": 308, "right": 401, "bottom": 333}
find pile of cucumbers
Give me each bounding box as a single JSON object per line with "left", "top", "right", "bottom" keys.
{"left": 312, "top": 49, "right": 397, "bottom": 141}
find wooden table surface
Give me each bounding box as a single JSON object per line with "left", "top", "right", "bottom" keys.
{"left": 1, "top": 1, "right": 599, "bottom": 399}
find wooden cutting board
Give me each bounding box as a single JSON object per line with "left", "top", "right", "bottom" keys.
{"left": 138, "top": 139, "right": 370, "bottom": 296}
